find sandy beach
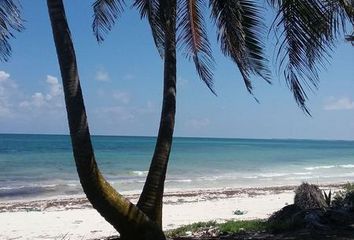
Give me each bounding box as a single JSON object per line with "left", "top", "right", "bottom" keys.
{"left": 0, "top": 184, "right": 341, "bottom": 240}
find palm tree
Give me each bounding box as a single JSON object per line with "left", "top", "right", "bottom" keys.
{"left": 92, "top": 0, "right": 179, "bottom": 227}
{"left": 46, "top": 0, "right": 165, "bottom": 239}
{"left": 92, "top": 0, "right": 354, "bottom": 234}
{"left": 0, "top": 0, "right": 24, "bottom": 62}
{"left": 268, "top": 0, "right": 354, "bottom": 114}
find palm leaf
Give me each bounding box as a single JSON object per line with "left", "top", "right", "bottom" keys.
{"left": 270, "top": 0, "right": 353, "bottom": 114}
{"left": 177, "top": 0, "right": 216, "bottom": 94}
{"left": 92, "top": 0, "right": 125, "bottom": 42}
{"left": 210, "top": 0, "right": 270, "bottom": 94}
{"left": 134, "top": 0, "right": 166, "bottom": 57}
{"left": 0, "top": 0, "right": 23, "bottom": 62}
{"left": 346, "top": 32, "right": 354, "bottom": 44}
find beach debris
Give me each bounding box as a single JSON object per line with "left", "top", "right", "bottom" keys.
{"left": 233, "top": 209, "right": 247, "bottom": 215}
{"left": 294, "top": 182, "right": 327, "bottom": 210}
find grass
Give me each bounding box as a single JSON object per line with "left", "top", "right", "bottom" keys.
{"left": 166, "top": 221, "right": 217, "bottom": 237}
{"left": 218, "top": 220, "right": 268, "bottom": 233}
{"left": 165, "top": 219, "right": 268, "bottom": 237}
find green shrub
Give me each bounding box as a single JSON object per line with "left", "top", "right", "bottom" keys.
{"left": 332, "top": 182, "right": 354, "bottom": 208}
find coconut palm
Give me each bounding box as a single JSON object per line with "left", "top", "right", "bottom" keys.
{"left": 46, "top": 0, "right": 165, "bottom": 239}
{"left": 268, "top": 0, "right": 354, "bottom": 114}
{"left": 92, "top": 0, "right": 354, "bottom": 230}
{"left": 93, "top": 0, "right": 180, "bottom": 228}
{"left": 0, "top": 0, "right": 23, "bottom": 62}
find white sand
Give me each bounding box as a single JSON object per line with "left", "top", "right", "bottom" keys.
{"left": 0, "top": 186, "right": 334, "bottom": 240}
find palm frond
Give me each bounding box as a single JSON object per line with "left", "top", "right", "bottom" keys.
{"left": 0, "top": 0, "right": 23, "bottom": 62}
{"left": 177, "top": 0, "right": 215, "bottom": 94}
{"left": 210, "top": 0, "right": 270, "bottom": 95}
{"left": 334, "top": 0, "right": 354, "bottom": 22}
{"left": 134, "top": 0, "right": 166, "bottom": 57}
{"left": 92, "top": 0, "right": 125, "bottom": 42}
{"left": 270, "top": 0, "right": 353, "bottom": 114}
{"left": 346, "top": 32, "right": 354, "bottom": 44}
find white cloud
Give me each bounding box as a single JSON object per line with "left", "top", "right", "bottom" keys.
{"left": 323, "top": 97, "right": 354, "bottom": 111}
{"left": 19, "top": 75, "right": 63, "bottom": 110}
{"left": 32, "top": 92, "right": 46, "bottom": 107}
{"left": 0, "top": 71, "right": 10, "bottom": 82}
{"left": 95, "top": 69, "right": 110, "bottom": 82}
{"left": 0, "top": 71, "right": 17, "bottom": 117}
{"left": 113, "top": 91, "right": 131, "bottom": 104}
{"left": 0, "top": 71, "right": 68, "bottom": 133}
{"left": 185, "top": 118, "right": 210, "bottom": 129}
{"left": 46, "top": 75, "right": 62, "bottom": 99}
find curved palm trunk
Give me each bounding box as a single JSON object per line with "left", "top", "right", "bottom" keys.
{"left": 46, "top": 0, "right": 165, "bottom": 239}
{"left": 137, "top": 0, "right": 177, "bottom": 227}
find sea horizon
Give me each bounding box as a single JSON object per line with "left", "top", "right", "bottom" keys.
{"left": 1, "top": 134, "right": 354, "bottom": 201}
{"left": 1, "top": 132, "right": 353, "bottom": 142}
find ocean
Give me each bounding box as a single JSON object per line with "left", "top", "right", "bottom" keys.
{"left": 0, "top": 134, "right": 353, "bottom": 200}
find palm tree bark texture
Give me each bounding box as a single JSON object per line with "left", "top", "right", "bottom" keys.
{"left": 137, "top": 0, "right": 177, "bottom": 227}
{"left": 46, "top": 0, "right": 166, "bottom": 239}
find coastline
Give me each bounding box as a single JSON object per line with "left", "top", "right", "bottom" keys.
{"left": 0, "top": 184, "right": 344, "bottom": 240}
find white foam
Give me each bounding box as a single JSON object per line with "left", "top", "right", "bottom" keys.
{"left": 165, "top": 179, "right": 192, "bottom": 183}
{"left": 131, "top": 171, "right": 148, "bottom": 176}
{"left": 292, "top": 172, "right": 312, "bottom": 176}
{"left": 243, "top": 176, "right": 258, "bottom": 179}
{"left": 258, "top": 173, "right": 288, "bottom": 178}
{"left": 0, "top": 186, "right": 21, "bottom": 190}
{"left": 304, "top": 165, "right": 335, "bottom": 170}
{"left": 66, "top": 183, "right": 78, "bottom": 187}
{"left": 339, "top": 164, "right": 354, "bottom": 168}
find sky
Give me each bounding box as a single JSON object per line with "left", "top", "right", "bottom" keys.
{"left": 0, "top": 1, "right": 354, "bottom": 140}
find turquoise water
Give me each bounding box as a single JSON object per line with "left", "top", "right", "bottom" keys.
{"left": 0, "top": 134, "right": 353, "bottom": 200}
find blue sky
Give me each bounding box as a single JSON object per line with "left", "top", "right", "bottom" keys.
{"left": 0, "top": 1, "right": 354, "bottom": 140}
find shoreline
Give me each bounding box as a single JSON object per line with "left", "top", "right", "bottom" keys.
{"left": 0, "top": 181, "right": 348, "bottom": 205}
{"left": 0, "top": 183, "right": 344, "bottom": 240}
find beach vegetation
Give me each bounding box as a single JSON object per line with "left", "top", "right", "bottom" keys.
{"left": 332, "top": 182, "right": 354, "bottom": 209}
{"left": 218, "top": 219, "right": 268, "bottom": 233}
{"left": 166, "top": 219, "right": 267, "bottom": 237}
{"left": 268, "top": 183, "right": 354, "bottom": 235}
{"left": 294, "top": 182, "right": 328, "bottom": 209}
{"left": 166, "top": 221, "right": 217, "bottom": 237}
{"left": 323, "top": 189, "right": 332, "bottom": 207}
